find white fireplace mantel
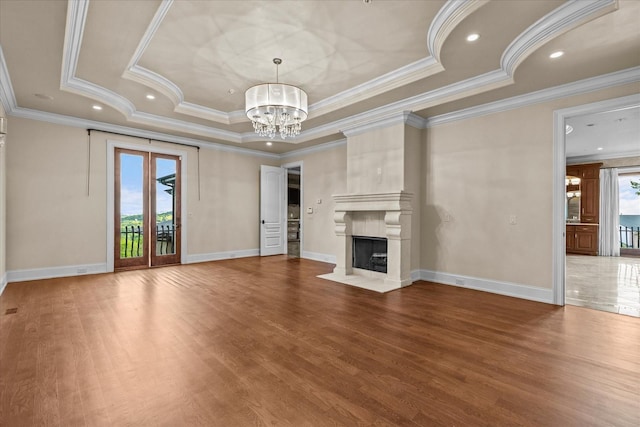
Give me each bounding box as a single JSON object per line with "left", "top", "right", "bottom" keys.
{"left": 333, "top": 191, "right": 413, "bottom": 213}
{"left": 322, "top": 191, "right": 414, "bottom": 293}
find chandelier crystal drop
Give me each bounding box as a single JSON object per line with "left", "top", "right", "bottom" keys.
{"left": 245, "top": 58, "right": 308, "bottom": 140}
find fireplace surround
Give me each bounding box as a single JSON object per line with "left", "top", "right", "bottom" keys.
{"left": 319, "top": 191, "right": 413, "bottom": 292}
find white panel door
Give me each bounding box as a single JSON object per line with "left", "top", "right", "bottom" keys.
{"left": 260, "top": 165, "right": 285, "bottom": 256}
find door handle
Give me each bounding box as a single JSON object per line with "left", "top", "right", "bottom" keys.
{"left": 261, "top": 220, "right": 265, "bottom": 224}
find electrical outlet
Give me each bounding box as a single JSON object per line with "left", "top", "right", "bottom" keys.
{"left": 443, "top": 213, "right": 451, "bottom": 222}
{"left": 509, "top": 215, "right": 517, "bottom": 225}
{"left": 317, "top": 198, "right": 322, "bottom": 204}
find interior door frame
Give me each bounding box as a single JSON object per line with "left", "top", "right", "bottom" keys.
{"left": 282, "top": 161, "right": 304, "bottom": 257}
{"left": 552, "top": 93, "right": 640, "bottom": 305}
{"left": 107, "top": 140, "right": 189, "bottom": 272}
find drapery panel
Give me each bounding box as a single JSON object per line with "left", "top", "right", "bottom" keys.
{"left": 599, "top": 168, "right": 620, "bottom": 257}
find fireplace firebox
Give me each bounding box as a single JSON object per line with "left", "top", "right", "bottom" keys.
{"left": 352, "top": 236, "right": 387, "bottom": 273}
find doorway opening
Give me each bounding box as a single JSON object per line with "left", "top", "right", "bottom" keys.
{"left": 557, "top": 95, "right": 640, "bottom": 316}
{"left": 286, "top": 167, "right": 301, "bottom": 257}
{"left": 114, "top": 148, "right": 181, "bottom": 270}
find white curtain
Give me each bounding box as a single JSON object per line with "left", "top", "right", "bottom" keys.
{"left": 599, "top": 168, "right": 620, "bottom": 256}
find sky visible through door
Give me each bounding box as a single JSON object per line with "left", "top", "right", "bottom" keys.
{"left": 120, "top": 154, "right": 174, "bottom": 216}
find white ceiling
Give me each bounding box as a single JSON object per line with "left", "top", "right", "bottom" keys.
{"left": 566, "top": 106, "right": 640, "bottom": 160}
{"left": 0, "top": 0, "right": 639, "bottom": 154}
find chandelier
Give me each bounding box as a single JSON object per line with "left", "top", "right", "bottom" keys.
{"left": 245, "top": 58, "right": 308, "bottom": 140}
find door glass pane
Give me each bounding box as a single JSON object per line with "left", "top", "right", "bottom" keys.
{"left": 155, "top": 158, "right": 177, "bottom": 256}
{"left": 120, "top": 153, "right": 145, "bottom": 258}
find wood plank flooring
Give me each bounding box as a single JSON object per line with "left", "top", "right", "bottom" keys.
{"left": 1, "top": 256, "right": 639, "bottom": 426}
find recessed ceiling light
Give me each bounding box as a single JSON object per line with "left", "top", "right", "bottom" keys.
{"left": 92, "top": 105, "right": 102, "bottom": 111}
{"left": 466, "top": 33, "right": 480, "bottom": 42}
{"left": 597, "top": 147, "right": 604, "bottom": 151}
{"left": 146, "top": 94, "right": 155, "bottom": 100}
{"left": 34, "top": 93, "right": 54, "bottom": 100}
{"left": 549, "top": 51, "right": 564, "bottom": 59}
{"left": 266, "top": 142, "right": 273, "bottom": 146}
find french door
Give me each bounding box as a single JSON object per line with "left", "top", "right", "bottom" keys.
{"left": 114, "top": 148, "right": 181, "bottom": 270}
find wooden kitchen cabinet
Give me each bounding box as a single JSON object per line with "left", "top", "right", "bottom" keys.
{"left": 566, "top": 224, "right": 598, "bottom": 255}
{"left": 566, "top": 163, "right": 602, "bottom": 180}
{"left": 566, "top": 225, "right": 575, "bottom": 251}
{"left": 580, "top": 178, "right": 599, "bottom": 223}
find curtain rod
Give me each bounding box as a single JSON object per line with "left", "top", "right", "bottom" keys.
{"left": 87, "top": 128, "right": 201, "bottom": 151}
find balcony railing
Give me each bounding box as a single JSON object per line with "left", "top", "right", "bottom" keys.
{"left": 120, "top": 224, "right": 176, "bottom": 258}
{"left": 121, "top": 225, "right": 143, "bottom": 258}
{"left": 619, "top": 225, "right": 639, "bottom": 249}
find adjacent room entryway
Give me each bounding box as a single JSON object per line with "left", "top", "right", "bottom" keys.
{"left": 114, "top": 148, "right": 181, "bottom": 270}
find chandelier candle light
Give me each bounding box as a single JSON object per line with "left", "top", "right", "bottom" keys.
{"left": 245, "top": 58, "right": 308, "bottom": 139}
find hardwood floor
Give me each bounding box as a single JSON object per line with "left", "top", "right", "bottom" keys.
{"left": 1, "top": 256, "right": 639, "bottom": 426}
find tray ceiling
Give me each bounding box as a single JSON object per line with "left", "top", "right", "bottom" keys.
{"left": 0, "top": 0, "right": 639, "bottom": 154}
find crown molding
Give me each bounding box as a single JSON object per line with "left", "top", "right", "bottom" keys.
{"left": 501, "top": 0, "right": 617, "bottom": 75}
{"left": 126, "top": 0, "right": 173, "bottom": 67}
{"left": 341, "top": 111, "right": 427, "bottom": 137}
{"left": 0, "top": 46, "right": 17, "bottom": 113}
{"left": 427, "top": 0, "right": 489, "bottom": 63}
{"left": 280, "top": 138, "right": 347, "bottom": 160}
{"left": 60, "top": 0, "right": 88, "bottom": 86}
{"left": 425, "top": 66, "right": 640, "bottom": 127}
{"left": 6, "top": 106, "right": 277, "bottom": 159}
{"left": 567, "top": 149, "right": 640, "bottom": 165}
{"left": 308, "top": 57, "right": 444, "bottom": 119}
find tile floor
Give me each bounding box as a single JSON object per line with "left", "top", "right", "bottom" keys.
{"left": 566, "top": 254, "right": 640, "bottom": 317}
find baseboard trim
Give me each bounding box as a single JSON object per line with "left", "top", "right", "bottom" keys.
{"left": 6, "top": 263, "right": 108, "bottom": 283}
{"left": 302, "top": 251, "right": 337, "bottom": 264}
{"left": 410, "top": 270, "right": 421, "bottom": 282}
{"left": 0, "top": 272, "right": 7, "bottom": 296}
{"left": 417, "top": 269, "right": 554, "bottom": 304}
{"left": 184, "top": 249, "right": 260, "bottom": 264}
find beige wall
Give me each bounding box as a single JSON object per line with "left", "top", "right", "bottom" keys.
{"left": 282, "top": 143, "right": 347, "bottom": 258}
{"left": 3, "top": 82, "right": 638, "bottom": 294}
{"left": 7, "top": 119, "right": 105, "bottom": 270}
{"left": 347, "top": 123, "right": 405, "bottom": 194}
{"left": 5, "top": 118, "right": 278, "bottom": 271}
{"left": 422, "top": 83, "right": 640, "bottom": 289}
{"left": 404, "top": 125, "right": 423, "bottom": 271}
{"left": 0, "top": 104, "right": 6, "bottom": 285}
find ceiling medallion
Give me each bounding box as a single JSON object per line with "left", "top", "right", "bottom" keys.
{"left": 245, "top": 58, "right": 308, "bottom": 140}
